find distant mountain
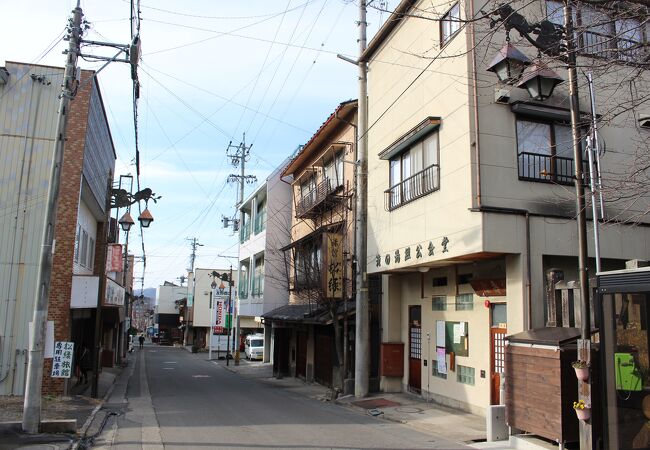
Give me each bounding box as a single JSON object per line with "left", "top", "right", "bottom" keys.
{"left": 137, "top": 287, "right": 156, "bottom": 300}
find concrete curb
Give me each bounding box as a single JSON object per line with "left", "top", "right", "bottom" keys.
{"left": 69, "top": 369, "right": 119, "bottom": 450}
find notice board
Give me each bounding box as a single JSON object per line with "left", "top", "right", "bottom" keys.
{"left": 444, "top": 321, "right": 469, "bottom": 357}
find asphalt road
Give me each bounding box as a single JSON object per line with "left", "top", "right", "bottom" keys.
{"left": 103, "top": 345, "right": 470, "bottom": 450}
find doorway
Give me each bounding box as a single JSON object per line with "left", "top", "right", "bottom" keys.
{"left": 490, "top": 303, "right": 507, "bottom": 405}
{"left": 408, "top": 305, "right": 422, "bottom": 393}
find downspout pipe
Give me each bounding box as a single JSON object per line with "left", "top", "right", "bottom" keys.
{"left": 468, "top": 0, "right": 482, "bottom": 209}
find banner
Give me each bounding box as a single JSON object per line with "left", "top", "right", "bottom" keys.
{"left": 106, "top": 244, "right": 123, "bottom": 272}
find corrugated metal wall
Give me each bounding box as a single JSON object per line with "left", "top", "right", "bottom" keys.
{"left": 0, "top": 62, "right": 63, "bottom": 394}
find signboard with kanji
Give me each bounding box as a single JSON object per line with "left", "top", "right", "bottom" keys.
{"left": 51, "top": 341, "right": 74, "bottom": 378}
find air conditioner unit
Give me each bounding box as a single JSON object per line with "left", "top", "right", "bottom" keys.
{"left": 495, "top": 88, "right": 510, "bottom": 104}
{"left": 638, "top": 113, "right": 650, "bottom": 129}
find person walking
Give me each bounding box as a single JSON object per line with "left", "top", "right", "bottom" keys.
{"left": 76, "top": 343, "right": 91, "bottom": 385}
{"left": 138, "top": 334, "right": 145, "bottom": 349}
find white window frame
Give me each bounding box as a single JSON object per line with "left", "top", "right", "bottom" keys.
{"left": 440, "top": 2, "right": 461, "bottom": 46}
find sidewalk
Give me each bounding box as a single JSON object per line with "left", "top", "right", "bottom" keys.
{"left": 0, "top": 364, "right": 122, "bottom": 450}
{"left": 208, "top": 356, "right": 517, "bottom": 449}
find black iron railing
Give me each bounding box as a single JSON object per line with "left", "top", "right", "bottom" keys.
{"left": 384, "top": 164, "right": 440, "bottom": 211}
{"left": 296, "top": 178, "right": 334, "bottom": 218}
{"left": 518, "top": 152, "right": 575, "bottom": 185}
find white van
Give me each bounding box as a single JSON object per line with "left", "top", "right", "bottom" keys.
{"left": 245, "top": 333, "right": 264, "bottom": 360}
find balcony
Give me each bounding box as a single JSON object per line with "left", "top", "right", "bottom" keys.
{"left": 384, "top": 164, "right": 440, "bottom": 211}
{"left": 239, "top": 222, "right": 251, "bottom": 243}
{"left": 296, "top": 178, "right": 340, "bottom": 218}
{"left": 254, "top": 210, "right": 266, "bottom": 234}
{"left": 518, "top": 152, "right": 574, "bottom": 185}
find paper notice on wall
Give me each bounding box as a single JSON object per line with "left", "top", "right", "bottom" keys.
{"left": 436, "top": 320, "right": 445, "bottom": 347}
{"left": 453, "top": 323, "right": 462, "bottom": 344}
{"left": 436, "top": 347, "right": 447, "bottom": 374}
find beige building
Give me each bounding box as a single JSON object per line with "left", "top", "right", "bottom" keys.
{"left": 362, "top": 0, "right": 650, "bottom": 414}
{"left": 264, "top": 100, "right": 370, "bottom": 390}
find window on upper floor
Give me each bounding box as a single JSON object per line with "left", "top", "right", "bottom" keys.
{"left": 386, "top": 132, "right": 440, "bottom": 210}
{"left": 74, "top": 225, "right": 81, "bottom": 263}
{"left": 239, "top": 212, "right": 251, "bottom": 243}
{"left": 252, "top": 254, "right": 265, "bottom": 296}
{"left": 440, "top": 2, "right": 461, "bottom": 46}
{"left": 239, "top": 263, "right": 249, "bottom": 299}
{"left": 88, "top": 237, "right": 95, "bottom": 270}
{"left": 254, "top": 198, "right": 267, "bottom": 234}
{"left": 324, "top": 151, "right": 344, "bottom": 190}
{"left": 516, "top": 118, "right": 578, "bottom": 185}
{"left": 294, "top": 239, "right": 321, "bottom": 291}
{"left": 546, "top": 0, "right": 648, "bottom": 62}
{"left": 80, "top": 230, "right": 88, "bottom": 267}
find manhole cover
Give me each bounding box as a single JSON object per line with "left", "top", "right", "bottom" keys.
{"left": 395, "top": 406, "right": 424, "bottom": 413}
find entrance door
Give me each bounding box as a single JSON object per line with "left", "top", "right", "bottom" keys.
{"left": 408, "top": 306, "right": 422, "bottom": 393}
{"left": 296, "top": 331, "right": 307, "bottom": 379}
{"left": 490, "top": 303, "right": 507, "bottom": 405}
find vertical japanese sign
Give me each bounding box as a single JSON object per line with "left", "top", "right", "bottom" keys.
{"left": 213, "top": 293, "right": 225, "bottom": 334}
{"left": 51, "top": 341, "right": 74, "bottom": 378}
{"left": 323, "top": 232, "right": 343, "bottom": 298}
{"left": 106, "top": 244, "right": 123, "bottom": 272}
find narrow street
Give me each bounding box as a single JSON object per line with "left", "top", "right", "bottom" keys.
{"left": 91, "top": 345, "right": 471, "bottom": 450}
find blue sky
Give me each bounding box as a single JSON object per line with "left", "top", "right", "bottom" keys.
{"left": 0, "top": 0, "right": 386, "bottom": 291}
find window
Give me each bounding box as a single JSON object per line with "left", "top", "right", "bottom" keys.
{"left": 324, "top": 151, "right": 344, "bottom": 190}
{"left": 387, "top": 133, "right": 439, "bottom": 210}
{"left": 88, "top": 237, "right": 95, "bottom": 270}
{"left": 457, "top": 365, "right": 475, "bottom": 385}
{"left": 432, "top": 359, "right": 448, "bottom": 379}
{"left": 80, "top": 230, "right": 88, "bottom": 267}
{"left": 252, "top": 255, "right": 265, "bottom": 296}
{"left": 456, "top": 293, "right": 474, "bottom": 311}
{"left": 581, "top": 5, "right": 616, "bottom": 58}
{"left": 516, "top": 118, "right": 576, "bottom": 184}
{"left": 294, "top": 240, "right": 321, "bottom": 290}
{"left": 74, "top": 225, "right": 81, "bottom": 263}
{"left": 254, "top": 198, "right": 267, "bottom": 234}
{"left": 616, "top": 17, "right": 645, "bottom": 62}
{"left": 239, "top": 263, "right": 249, "bottom": 299}
{"left": 440, "top": 2, "right": 461, "bottom": 46}
{"left": 240, "top": 212, "right": 251, "bottom": 243}
{"left": 546, "top": 0, "right": 648, "bottom": 63}
{"left": 432, "top": 296, "right": 447, "bottom": 311}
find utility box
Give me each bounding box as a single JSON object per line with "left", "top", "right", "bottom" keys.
{"left": 486, "top": 405, "right": 508, "bottom": 442}
{"left": 381, "top": 342, "right": 404, "bottom": 377}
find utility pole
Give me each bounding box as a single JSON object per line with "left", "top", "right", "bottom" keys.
{"left": 22, "top": 2, "right": 83, "bottom": 434}
{"left": 563, "top": 1, "right": 591, "bottom": 448}
{"left": 354, "top": 0, "right": 370, "bottom": 399}
{"left": 226, "top": 133, "right": 257, "bottom": 365}
{"left": 187, "top": 237, "right": 204, "bottom": 273}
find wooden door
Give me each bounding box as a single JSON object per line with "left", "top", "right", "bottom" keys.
{"left": 408, "top": 306, "right": 422, "bottom": 393}
{"left": 314, "top": 330, "right": 333, "bottom": 387}
{"left": 490, "top": 327, "right": 507, "bottom": 404}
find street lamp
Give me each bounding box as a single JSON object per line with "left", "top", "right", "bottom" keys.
{"left": 138, "top": 208, "right": 154, "bottom": 228}
{"left": 515, "top": 59, "right": 564, "bottom": 101}
{"left": 486, "top": 41, "right": 531, "bottom": 84}
{"left": 118, "top": 211, "right": 135, "bottom": 232}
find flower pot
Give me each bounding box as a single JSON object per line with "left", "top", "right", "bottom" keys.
{"left": 575, "top": 407, "right": 591, "bottom": 421}
{"left": 574, "top": 366, "right": 589, "bottom": 381}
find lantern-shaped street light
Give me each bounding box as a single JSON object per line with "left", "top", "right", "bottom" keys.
{"left": 118, "top": 211, "right": 135, "bottom": 232}
{"left": 138, "top": 208, "right": 154, "bottom": 228}
{"left": 486, "top": 42, "right": 531, "bottom": 84}
{"left": 516, "top": 59, "right": 564, "bottom": 101}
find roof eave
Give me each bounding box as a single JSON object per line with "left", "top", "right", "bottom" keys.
{"left": 360, "top": 0, "right": 417, "bottom": 63}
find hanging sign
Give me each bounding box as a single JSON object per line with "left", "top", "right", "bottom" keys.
{"left": 51, "top": 341, "right": 74, "bottom": 378}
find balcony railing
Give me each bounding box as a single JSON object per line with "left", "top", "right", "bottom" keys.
{"left": 296, "top": 178, "right": 336, "bottom": 218}
{"left": 384, "top": 164, "right": 440, "bottom": 211}
{"left": 518, "top": 152, "right": 575, "bottom": 185}
{"left": 254, "top": 210, "right": 266, "bottom": 234}
{"left": 239, "top": 222, "right": 251, "bottom": 243}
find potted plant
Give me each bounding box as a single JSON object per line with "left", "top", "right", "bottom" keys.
{"left": 573, "top": 400, "right": 591, "bottom": 421}
{"left": 571, "top": 360, "right": 590, "bottom": 381}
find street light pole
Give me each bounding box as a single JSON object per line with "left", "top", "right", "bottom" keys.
{"left": 22, "top": 2, "right": 83, "bottom": 433}
{"left": 563, "top": 3, "right": 592, "bottom": 448}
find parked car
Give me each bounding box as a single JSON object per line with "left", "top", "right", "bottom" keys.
{"left": 245, "top": 333, "right": 264, "bottom": 360}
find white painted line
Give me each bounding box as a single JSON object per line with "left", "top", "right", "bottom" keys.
{"left": 192, "top": 375, "right": 210, "bottom": 378}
